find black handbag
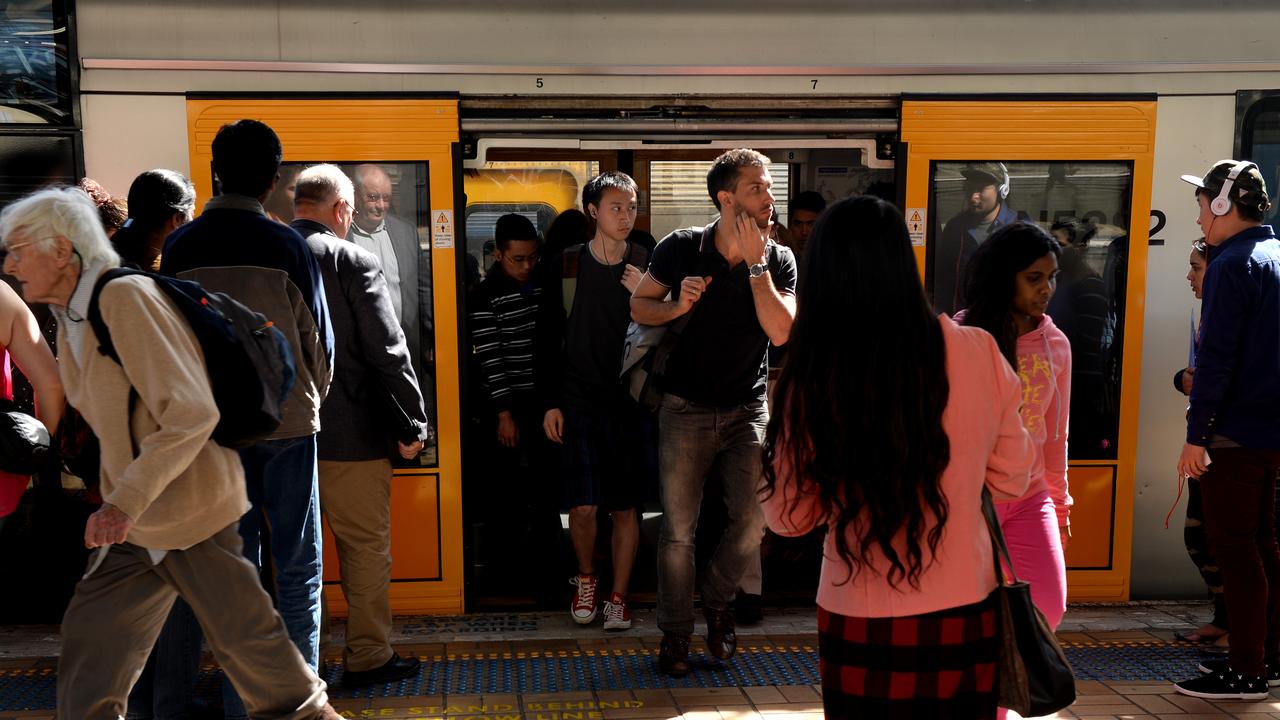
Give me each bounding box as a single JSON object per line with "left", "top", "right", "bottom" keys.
{"left": 982, "top": 488, "right": 1077, "bottom": 716}
{"left": 0, "top": 399, "right": 51, "bottom": 475}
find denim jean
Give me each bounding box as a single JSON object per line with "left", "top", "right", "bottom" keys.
{"left": 222, "top": 435, "right": 323, "bottom": 719}
{"left": 656, "top": 394, "right": 768, "bottom": 636}
{"left": 124, "top": 598, "right": 202, "bottom": 720}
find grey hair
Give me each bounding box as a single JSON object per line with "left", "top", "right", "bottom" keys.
{"left": 0, "top": 186, "right": 121, "bottom": 268}
{"left": 295, "top": 164, "right": 355, "bottom": 208}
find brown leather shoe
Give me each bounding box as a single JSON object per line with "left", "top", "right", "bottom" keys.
{"left": 657, "top": 632, "right": 691, "bottom": 677}
{"left": 705, "top": 606, "right": 737, "bottom": 660}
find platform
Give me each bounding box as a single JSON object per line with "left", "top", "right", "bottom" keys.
{"left": 3, "top": 603, "right": 1278, "bottom": 719}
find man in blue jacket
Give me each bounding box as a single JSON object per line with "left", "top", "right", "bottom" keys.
{"left": 161, "top": 119, "right": 334, "bottom": 718}
{"left": 1174, "top": 160, "right": 1280, "bottom": 701}
{"left": 932, "top": 162, "right": 1027, "bottom": 315}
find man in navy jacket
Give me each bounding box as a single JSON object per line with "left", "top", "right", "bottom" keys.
{"left": 1174, "top": 160, "right": 1280, "bottom": 701}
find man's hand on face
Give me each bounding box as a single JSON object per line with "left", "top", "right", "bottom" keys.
{"left": 721, "top": 196, "right": 770, "bottom": 265}
{"left": 84, "top": 503, "right": 134, "bottom": 548}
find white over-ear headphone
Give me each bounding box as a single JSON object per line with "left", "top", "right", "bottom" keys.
{"left": 1211, "top": 160, "right": 1258, "bottom": 217}
{"left": 995, "top": 162, "right": 1011, "bottom": 200}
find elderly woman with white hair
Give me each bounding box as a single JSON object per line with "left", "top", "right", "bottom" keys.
{"left": 0, "top": 186, "right": 341, "bottom": 720}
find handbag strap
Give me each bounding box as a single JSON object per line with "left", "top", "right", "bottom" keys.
{"left": 981, "top": 487, "right": 1022, "bottom": 586}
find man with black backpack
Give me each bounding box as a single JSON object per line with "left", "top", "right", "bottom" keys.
{"left": 538, "top": 172, "right": 650, "bottom": 631}
{"left": 160, "top": 120, "right": 334, "bottom": 715}
{"left": 1, "top": 187, "right": 342, "bottom": 719}
{"left": 631, "top": 149, "right": 797, "bottom": 677}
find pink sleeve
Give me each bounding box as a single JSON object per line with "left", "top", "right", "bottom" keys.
{"left": 1044, "top": 338, "right": 1073, "bottom": 526}
{"left": 985, "top": 336, "right": 1034, "bottom": 501}
{"left": 760, "top": 439, "right": 827, "bottom": 537}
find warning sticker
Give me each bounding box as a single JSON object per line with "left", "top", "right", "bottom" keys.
{"left": 432, "top": 210, "right": 454, "bottom": 249}
{"left": 906, "top": 208, "right": 927, "bottom": 246}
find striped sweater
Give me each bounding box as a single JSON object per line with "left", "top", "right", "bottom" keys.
{"left": 469, "top": 270, "right": 543, "bottom": 412}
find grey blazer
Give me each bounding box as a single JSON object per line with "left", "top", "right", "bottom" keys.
{"left": 348, "top": 214, "right": 434, "bottom": 395}
{"left": 295, "top": 219, "right": 429, "bottom": 462}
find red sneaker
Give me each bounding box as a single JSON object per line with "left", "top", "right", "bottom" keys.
{"left": 603, "top": 592, "right": 632, "bottom": 631}
{"left": 570, "top": 574, "right": 598, "bottom": 624}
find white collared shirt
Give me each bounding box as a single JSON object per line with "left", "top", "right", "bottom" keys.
{"left": 349, "top": 219, "right": 403, "bottom": 319}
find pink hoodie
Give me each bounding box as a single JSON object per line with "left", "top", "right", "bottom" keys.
{"left": 761, "top": 316, "right": 1033, "bottom": 618}
{"left": 1014, "top": 314, "right": 1073, "bottom": 528}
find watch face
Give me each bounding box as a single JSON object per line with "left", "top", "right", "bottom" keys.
{"left": 750, "top": 263, "right": 766, "bottom": 277}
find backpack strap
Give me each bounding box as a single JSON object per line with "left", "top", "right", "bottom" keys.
{"left": 87, "top": 267, "right": 146, "bottom": 365}
{"left": 625, "top": 241, "right": 650, "bottom": 272}
{"left": 561, "top": 244, "right": 583, "bottom": 318}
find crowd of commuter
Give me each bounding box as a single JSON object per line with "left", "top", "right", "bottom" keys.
{"left": 0, "top": 113, "right": 1276, "bottom": 718}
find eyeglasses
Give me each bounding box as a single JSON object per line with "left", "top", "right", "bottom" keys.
{"left": 2, "top": 237, "right": 54, "bottom": 263}
{"left": 363, "top": 193, "right": 393, "bottom": 204}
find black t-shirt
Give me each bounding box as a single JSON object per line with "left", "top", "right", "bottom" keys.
{"left": 563, "top": 247, "right": 635, "bottom": 408}
{"left": 648, "top": 222, "right": 798, "bottom": 407}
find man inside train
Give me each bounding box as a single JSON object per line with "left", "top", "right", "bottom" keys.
{"left": 1173, "top": 159, "right": 1280, "bottom": 701}
{"left": 348, "top": 163, "right": 435, "bottom": 446}
{"left": 291, "top": 164, "right": 430, "bottom": 688}
{"left": 786, "top": 190, "right": 826, "bottom": 260}
{"left": 932, "top": 161, "right": 1028, "bottom": 315}
{"left": 160, "top": 119, "right": 334, "bottom": 717}
{"left": 631, "top": 149, "right": 798, "bottom": 677}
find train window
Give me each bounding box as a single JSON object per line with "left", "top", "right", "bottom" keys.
{"left": 648, "top": 160, "right": 790, "bottom": 241}
{"left": 927, "top": 160, "right": 1134, "bottom": 460}
{"left": 1241, "top": 96, "right": 1280, "bottom": 226}
{"left": 462, "top": 164, "right": 595, "bottom": 276}
{"left": 0, "top": 1, "right": 75, "bottom": 125}
{"left": 264, "top": 161, "right": 439, "bottom": 466}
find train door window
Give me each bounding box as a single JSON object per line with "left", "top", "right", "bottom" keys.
{"left": 0, "top": 133, "right": 78, "bottom": 208}
{"left": 1241, "top": 96, "right": 1280, "bottom": 226}
{"left": 263, "top": 161, "right": 438, "bottom": 466}
{"left": 648, "top": 160, "right": 790, "bottom": 240}
{"left": 927, "top": 160, "right": 1135, "bottom": 460}
{"left": 462, "top": 162, "right": 598, "bottom": 276}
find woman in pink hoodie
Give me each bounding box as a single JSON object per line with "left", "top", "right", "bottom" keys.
{"left": 761, "top": 197, "right": 1032, "bottom": 719}
{"left": 959, "top": 222, "right": 1073, "bottom": 641}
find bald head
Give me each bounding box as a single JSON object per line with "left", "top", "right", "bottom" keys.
{"left": 294, "top": 163, "right": 355, "bottom": 237}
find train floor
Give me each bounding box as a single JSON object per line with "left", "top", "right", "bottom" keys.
{"left": 2, "top": 602, "right": 1278, "bottom": 719}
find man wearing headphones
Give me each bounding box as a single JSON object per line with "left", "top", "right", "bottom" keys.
{"left": 932, "top": 161, "right": 1028, "bottom": 315}
{"left": 1173, "top": 160, "right": 1280, "bottom": 701}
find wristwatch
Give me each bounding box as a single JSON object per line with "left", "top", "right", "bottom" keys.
{"left": 748, "top": 262, "right": 768, "bottom": 278}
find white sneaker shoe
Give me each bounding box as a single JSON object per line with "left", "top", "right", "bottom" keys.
{"left": 602, "top": 592, "right": 632, "bottom": 631}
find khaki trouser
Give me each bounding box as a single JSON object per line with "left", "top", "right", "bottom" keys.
{"left": 57, "top": 524, "right": 328, "bottom": 720}
{"left": 318, "top": 458, "right": 394, "bottom": 672}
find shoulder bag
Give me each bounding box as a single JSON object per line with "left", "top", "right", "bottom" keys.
{"left": 982, "top": 487, "right": 1077, "bottom": 716}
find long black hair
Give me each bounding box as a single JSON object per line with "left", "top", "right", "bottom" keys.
{"left": 959, "top": 222, "right": 1061, "bottom": 367}
{"left": 761, "top": 196, "right": 951, "bottom": 589}
{"left": 110, "top": 169, "right": 194, "bottom": 268}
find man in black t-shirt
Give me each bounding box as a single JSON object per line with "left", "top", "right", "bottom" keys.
{"left": 539, "top": 172, "right": 650, "bottom": 633}
{"left": 631, "top": 149, "right": 798, "bottom": 677}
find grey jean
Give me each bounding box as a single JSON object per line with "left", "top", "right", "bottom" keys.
{"left": 56, "top": 524, "right": 329, "bottom": 720}
{"left": 656, "top": 393, "right": 768, "bottom": 636}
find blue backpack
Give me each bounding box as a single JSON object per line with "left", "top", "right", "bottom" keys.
{"left": 87, "top": 268, "right": 296, "bottom": 449}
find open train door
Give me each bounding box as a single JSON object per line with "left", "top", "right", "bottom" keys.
{"left": 901, "top": 96, "right": 1157, "bottom": 601}
{"left": 186, "top": 95, "right": 466, "bottom": 614}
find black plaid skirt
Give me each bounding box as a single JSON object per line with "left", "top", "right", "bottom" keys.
{"left": 818, "top": 594, "right": 999, "bottom": 719}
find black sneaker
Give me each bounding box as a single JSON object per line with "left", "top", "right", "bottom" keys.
{"left": 1175, "top": 668, "right": 1269, "bottom": 700}
{"left": 1197, "top": 657, "right": 1280, "bottom": 687}
{"left": 657, "top": 633, "right": 691, "bottom": 678}
{"left": 341, "top": 653, "right": 421, "bottom": 688}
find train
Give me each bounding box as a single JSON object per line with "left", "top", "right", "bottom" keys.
{"left": 3, "top": 0, "right": 1280, "bottom": 614}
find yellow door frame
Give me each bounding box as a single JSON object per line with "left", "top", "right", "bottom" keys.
{"left": 902, "top": 98, "right": 1157, "bottom": 601}
{"left": 186, "top": 96, "right": 466, "bottom": 614}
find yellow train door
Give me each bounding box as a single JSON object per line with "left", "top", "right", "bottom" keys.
{"left": 902, "top": 97, "right": 1157, "bottom": 601}
{"left": 185, "top": 96, "right": 466, "bottom": 614}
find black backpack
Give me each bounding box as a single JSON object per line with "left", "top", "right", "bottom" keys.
{"left": 87, "top": 268, "right": 296, "bottom": 449}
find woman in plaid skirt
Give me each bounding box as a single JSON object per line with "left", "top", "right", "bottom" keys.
{"left": 760, "top": 197, "right": 1034, "bottom": 719}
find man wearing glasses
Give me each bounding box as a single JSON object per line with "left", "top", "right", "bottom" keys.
{"left": 348, "top": 164, "right": 434, "bottom": 432}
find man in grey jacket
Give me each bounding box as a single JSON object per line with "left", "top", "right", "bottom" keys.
{"left": 292, "top": 164, "right": 431, "bottom": 688}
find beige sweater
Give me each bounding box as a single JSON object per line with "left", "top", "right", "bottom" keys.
{"left": 59, "top": 272, "right": 248, "bottom": 550}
